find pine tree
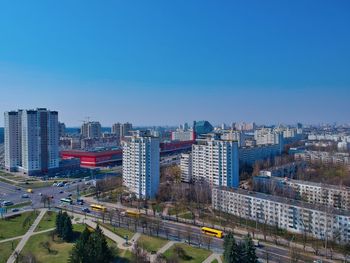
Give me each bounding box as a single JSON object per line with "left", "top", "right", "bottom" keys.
{"left": 223, "top": 232, "right": 241, "bottom": 263}
{"left": 69, "top": 227, "right": 91, "bottom": 263}
{"left": 70, "top": 225, "right": 113, "bottom": 263}
{"left": 90, "top": 225, "right": 113, "bottom": 263}
{"left": 56, "top": 211, "right": 63, "bottom": 237}
{"left": 62, "top": 214, "right": 74, "bottom": 242}
{"left": 242, "top": 234, "right": 258, "bottom": 263}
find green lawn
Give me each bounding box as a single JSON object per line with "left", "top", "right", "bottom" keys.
{"left": 179, "top": 212, "right": 195, "bottom": 220}
{"left": 21, "top": 224, "right": 87, "bottom": 263}
{"left": 211, "top": 260, "right": 219, "bottom": 263}
{"left": 0, "top": 211, "right": 39, "bottom": 240}
{"left": 163, "top": 243, "right": 212, "bottom": 263}
{"left": 21, "top": 231, "right": 75, "bottom": 263}
{"left": 35, "top": 211, "right": 57, "bottom": 232}
{"left": 0, "top": 239, "right": 20, "bottom": 263}
{"left": 19, "top": 181, "right": 54, "bottom": 189}
{"left": 21, "top": 224, "right": 120, "bottom": 263}
{"left": 117, "top": 249, "right": 133, "bottom": 262}
{"left": 7, "top": 201, "right": 32, "bottom": 210}
{"left": 100, "top": 222, "right": 135, "bottom": 239}
{"left": 137, "top": 234, "right": 168, "bottom": 253}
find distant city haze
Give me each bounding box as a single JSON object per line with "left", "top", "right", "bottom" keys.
{"left": 0, "top": 1, "right": 349, "bottom": 126}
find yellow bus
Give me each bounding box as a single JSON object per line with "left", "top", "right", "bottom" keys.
{"left": 27, "top": 189, "right": 33, "bottom": 193}
{"left": 201, "top": 227, "right": 223, "bottom": 238}
{"left": 90, "top": 204, "right": 107, "bottom": 212}
{"left": 126, "top": 210, "right": 141, "bottom": 217}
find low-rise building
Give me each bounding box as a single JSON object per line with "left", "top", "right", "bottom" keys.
{"left": 212, "top": 187, "right": 350, "bottom": 244}
{"left": 295, "top": 151, "right": 349, "bottom": 167}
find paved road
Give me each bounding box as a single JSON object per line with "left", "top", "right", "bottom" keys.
{"left": 7, "top": 208, "right": 48, "bottom": 263}
{"left": 0, "top": 179, "right": 344, "bottom": 263}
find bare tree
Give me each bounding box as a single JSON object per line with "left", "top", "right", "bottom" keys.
{"left": 40, "top": 241, "right": 52, "bottom": 254}
{"left": 202, "top": 234, "right": 212, "bottom": 250}
{"left": 131, "top": 243, "right": 150, "bottom": 263}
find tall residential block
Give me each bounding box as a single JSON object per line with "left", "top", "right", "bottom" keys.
{"left": 192, "top": 134, "right": 239, "bottom": 188}
{"left": 81, "top": 121, "right": 102, "bottom": 139}
{"left": 122, "top": 130, "right": 160, "bottom": 199}
{"left": 4, "top": 108, "right": 59, "bottom": 175}
{"left": 121, "top": 122, "right": 132, "bottom": 138}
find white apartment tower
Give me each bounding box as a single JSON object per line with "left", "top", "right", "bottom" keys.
{"left": 192, "top": 134, "right": 239, "bottom": 188}
{"left": 4, "top": 108, "right": 59, "bottom": 175}
{"left": 122, "top": 131, "right": 160, "bottom": 199}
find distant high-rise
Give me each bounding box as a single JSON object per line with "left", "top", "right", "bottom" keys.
{"left": 58, "top": 122, "right": 66, "bottom": 137}
{"left": 121, "top": 122, "right": 132, "bottom": 138}
{"left": 192, "top": 134, "right": 239, "bottom": 188}
{"left": 81, "top": 121, "right": 102, "bottom": 139}
{"left": 193, "top": 120, "right": 214, "bottom": 135}
{"left": 4, "top": 108, "right": 59, "bottom": 175}
{"left": 112, "top": 122, "right": 121, "bottom": 138}
{"left": 122, "top": 130, "right": 160, "bottom": 199}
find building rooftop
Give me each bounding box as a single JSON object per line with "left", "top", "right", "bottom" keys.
{"left": 215, "top": 186, "right": 350, "bottom": 217}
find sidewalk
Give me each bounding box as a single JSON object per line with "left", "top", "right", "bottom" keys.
{"left": 7, "top": 208, "right": 48, "bottom": 263}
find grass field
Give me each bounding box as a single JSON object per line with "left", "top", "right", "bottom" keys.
{"left": 137, "top": 234, "right": 168, "bottom": 253}
{"left": 0, "top": 211, "right": 39, "bottom": 240}
{"left": 21, "top": 231, "right": 74, "bottom": 263}
{"left": 35, "top": 211, "right": 57, "bottom": 232}
{"left": 100, "top": 222, "right": 135, "bottom": 239}
{"left": 0, "top": 239, "right": 20, "bottom": 263}
{"left": 7, "top": 201, "right": 32, "bottom": 210}
{"left": 211, "top": 259, "right": 218, "bottom": 263}
{"left": 118, "top": 249, "right": 133, "bottom": 262}
{"left": 163, "top": 243, "right": 212, "bottom": 263}
{"left": 21, "top": 224, "right": 87, "bottom": 263}
{"left": 19, "top": 181, "right": 54, "bottom": 189}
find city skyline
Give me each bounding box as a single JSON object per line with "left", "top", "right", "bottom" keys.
{"left": 1, "top": 1, "right": 350, "bottom": 126}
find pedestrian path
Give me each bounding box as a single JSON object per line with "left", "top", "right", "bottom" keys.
{"left": 85, "top": 219, "right": 131, "bottom": 250}
{"left": 130, "top": 232, "right": 141, "bottom": 243}
{"left": 203, "top": 253, "right": 222, "bottom": 263}
{"left": 7, "top": 208, "right": 47, "bottom": 263}
{"left": 150, "top": 240, "right": 177, "bottom": 262}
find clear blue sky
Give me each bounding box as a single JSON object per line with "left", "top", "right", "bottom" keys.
{"left": 0, "top": 0, "right": 349, "bottom": 126}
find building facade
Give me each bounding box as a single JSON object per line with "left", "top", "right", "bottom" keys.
{"left": 238, "top": 143, "right": 283, "bottom": 166}
{"left": 295, "top": 151, "right": 350, "bottom": 167}
{"left": 192, "top": 134, "right": 239, "bottom": 188}
{"left": 81, "top": 121, "right": 102, "bottom": 139}
{"left": 122, "top": 131, "right": 160, "bottom": 199}
{"left": 4, "top": 108, "right": 59, "bottom": 175}
{"left": 171, "top": 130, "right": 195, "bottom": 141}
{"left": 180, "top": 153, "right": 192, "bottom": 183}
{"left": 254, "top": 176, "right": 350, "bottom": 211}
{"left": 212, "top": 187, "right": 350, "bottom": 244}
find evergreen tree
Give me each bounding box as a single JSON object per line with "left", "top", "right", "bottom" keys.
{"left": 55, "top": 211, "right": 63, "bottom": 237}
{"left": 69, "top": 225, "right": 113, "bottom": 263}
{"left": 242, "top": 234, "right": 258, "bottom": 263}
{"left": 69, "top": 227, "right": 92, "bottom": 263}
{"left": 89, "top": 225, "right": 113, "bottom": 263}
{"left": 62, "top": 214, "right": 74, "bottom": 241}
{"left": 223, "top": 232, "right": 241, "bottom": 263}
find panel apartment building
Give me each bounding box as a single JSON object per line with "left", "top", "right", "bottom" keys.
{"left": 254, "top": 176, "right": 350, "bottom": 211}
{"left": 122, "top": 130, "right": 160, "bottom": 199}
{"left": 212, "top": 187, "right": 350, "bottom": 244}
{"left": 4, "top": 108, "right": 59, "bottom": 175}
{"left": 191, "top": 134, "right": 239, "bottom": 188}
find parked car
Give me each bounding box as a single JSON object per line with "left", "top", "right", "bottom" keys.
{"left": 11, "top": 208, "right": 19, "bottom": 212}
{"left": 22, "top": 194, "right": 29, "bottom": 198}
